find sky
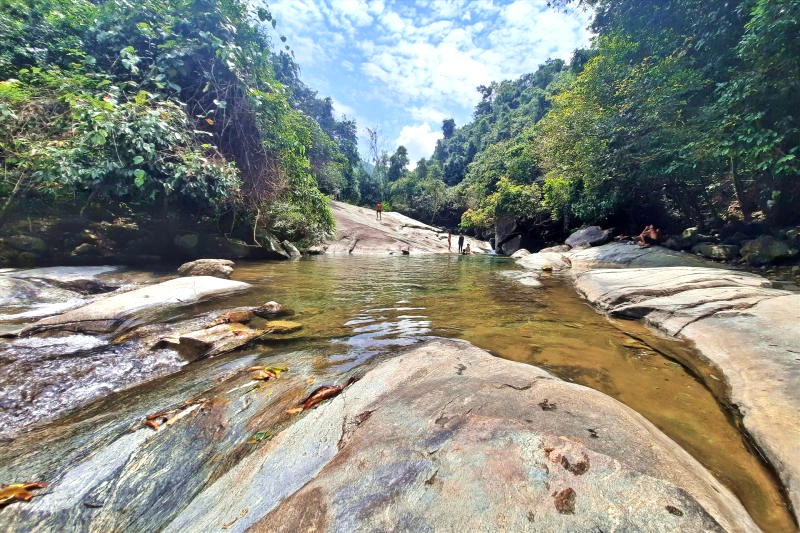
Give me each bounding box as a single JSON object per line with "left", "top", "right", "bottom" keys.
{"left": 267, "top": 0, "right": 593, "bottom": 164}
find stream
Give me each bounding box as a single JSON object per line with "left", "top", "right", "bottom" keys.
{"left": 0, "top": 255, "right": 794, "bottom": 531}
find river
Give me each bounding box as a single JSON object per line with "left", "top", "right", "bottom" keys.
{"left": 1, "top": 255, "right": 794, "bottom": 530}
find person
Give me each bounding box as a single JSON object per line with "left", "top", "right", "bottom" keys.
{"left": 462, "top": 243, "right": 472, "bottom": 255}
{"left": 447, "top": 232, "right": 452, "bottom": 251}
{"left": 376, "top": 202, "right": 382, "bottom": 220}
{"left": 633, "top": 224, "right": 661, "bottom": 247}
{"left": 458, "top": 233, "right": 464, "bottom": 253}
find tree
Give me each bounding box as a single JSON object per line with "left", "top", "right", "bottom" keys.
{"left": 442, "top": 118, "right": 455, "bottom": 139}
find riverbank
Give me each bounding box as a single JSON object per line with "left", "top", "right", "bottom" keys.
{"left": 514, "top": 241, "right": 800, "bottom": 525}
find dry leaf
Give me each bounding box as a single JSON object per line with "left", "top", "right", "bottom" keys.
{"left": 301, "top": 385, "right": 343, "bottom": 410}
{"left": 285, "top": 407, "right": 303, "bottom": 414}
{"left": 0, "top": 482, "right": 48, "bottom": 506}
{"left": 305, "top": 377, "right": 315, "bottom": 384}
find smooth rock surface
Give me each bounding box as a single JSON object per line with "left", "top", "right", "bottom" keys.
{"left": 22, "top": 276, "right": 250, "bottom": 335}
{"left": 177, "top": 258, "right": 235, "bottom": 279}
{"left": 165, "top": 340, "right": 756, "bottom": 532}
{"left": 567, "top": 242, "right": 714, "bottom": 271}
{"left": 574, "top": 267, "right": 800, "bottom": 518}
{"left": 565, "top": 226, "right": 611, "bottom": 248}
{"left": 324, "top": 201, "right": 490, "bottom": 255}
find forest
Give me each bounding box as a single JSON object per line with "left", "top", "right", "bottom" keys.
{"left": 0, "top": 0, "right": 365, "bottom": 262}
{"left": 0, "top": 0, "right": 798, "bottom": 261}
{"left": 370, "top": 0, "right": 799, "bottom": 251}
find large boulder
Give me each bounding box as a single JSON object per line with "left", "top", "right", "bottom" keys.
{"left": 325, "top": 201, "right": 491, "bottom": 255}
{"left": 165, "top": 340, "right": 756, "bottom": 532}
{"left": 691, "top": 243, "right": 740, "bottom": 261}
{"left": 565, "top": 226, "right": 611, "bottom": 248}
{"left": 740, "top": 235, "right": 796, "bottom": 266}
{"left": 566, "top": 242, "right": 714, "bottom": 271}
{"left": 177, "top": 258, "right": 235, "bottom": 279}
{"left": 574, "top": 268, "right": 800, "bottom": 516}
{"left": 21, "top": 276, "right": 250, "bottom": 335}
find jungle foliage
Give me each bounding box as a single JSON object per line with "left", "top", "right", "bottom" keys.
{"left": 0, "top": 0, "right": 340, "bottom": 245}
{"left": 385, "top": 0, "right": 799, "bottom": 237}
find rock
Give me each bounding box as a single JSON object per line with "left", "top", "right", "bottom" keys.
{"left": 70, "top": 242, "right": 99, "bottom": 256}
{"left": 5, "top": 234, "right": 48, "bottom": 253}
{"left": 500, "top": 270, "right": 542, "bottom": 287}
{"left": 257, "top": 232, "right": 291, "bottom": 260}
{"left": 740, "top": 235, "right": 796, "bottom": 266}
{"left": 498, "top": 234, "right": 522, "bottom": 255}
{"left": 253, "top": 301, "right": 294, "bottom": 318}
{"left": 165, "top": 340, "right": 756, "bottom": 532}
{"left": 21, "top": 276, "right": 250, "bottom": 335}
{"left": 509, "top": 248, "right": 531, "bottom": 259}
{"left": 574, "top": 268, "right": 800, "bottom": 517}
{"left": 203, "top": 236, "right": 253, "bottom": 259}
{"left": 177, "top": 258, "right": 235, "bottom": 279}
{"left": 516, "top": 251, "right": 572, "bottom": 272}
{"left": 565, "top": 226, "right": 611, "bottom": 248}
{"left": 325, "top": 201, "right": 491, "bottom": 255}
{"left": 566, "top": 242, "right": 714, "bottom": 271}
{"left": 264, "top": 320, "right": 302, "bottom": 334}
{"left": 157, "top": 322, "right": 264, "bottom": 361}
{"left": 281, "top": 240, "right": 301, "bottom": 258}
{"left": 691, "top": 243, "right": 740, "bottom": 261}
{"left": 539, "top": 244, "right": 571, "bottom": 253}
{"left": 174, "top": 233, "right": 200, "bottom": 251}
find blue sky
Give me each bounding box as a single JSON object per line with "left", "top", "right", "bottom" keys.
{"left": 267, "top": 0, "right": 593, "bottom": 163}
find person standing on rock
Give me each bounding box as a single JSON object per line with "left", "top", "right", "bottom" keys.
{"left": 376, "top": 202, "right": 383, "bottom": 221}
{"left": 458, "top": 233, "right": 465, "bottom": 254}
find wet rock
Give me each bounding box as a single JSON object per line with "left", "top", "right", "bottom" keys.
{"left": 177, "top": 259, "right": 235, "bottom": 279}
{"left": 740, "top": 235, "right": 796, "bottom": 266}
{"left": 510, "top": 248, "right": 531, "bottom": 259}
{"left": 21, "top": 276, "right": 250, "bottom": 335}
{"left": 157, "top": 322, "right": 265, "bottom": 361}
{"left": 565, "top": 226, "right": 611, "bottom": 248}
{"left": 691, "top": 243, "right": 740, "bottom": 261}
{"left": 264, "top": 320, "right": 303, "bottom": 334}
{"left": 575, "top": 268, "right": 800, "bottom": 518}
{"left": 203, "top": 236, "right": 253, "bottom": 259}
{"left": 70, "top": 242, "right": 99, "bottom": 256}
{"left": 253, "top": 301, "right": 294, "bottom": 319}
{"left": 163, "top": 340, "right": 755, "bottom": 532}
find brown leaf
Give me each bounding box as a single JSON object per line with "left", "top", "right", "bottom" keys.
{"left": 285, "top": 407, "right": 303, "bottom": 415}
{"left": 0, "top": 482, "right": 48, "bottom": 506}
{"left": 301, "top": 385, "right": 343, "bottom": 410}
{"left": 305, "top": 377, "right": 316, "bottom": 384}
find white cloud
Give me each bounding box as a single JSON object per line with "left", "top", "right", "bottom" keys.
{"left": 395, "top": 122, "right": 443, "bottom": 164}
{"left": 267, "top": 0, "right": 593, "bottom": 160}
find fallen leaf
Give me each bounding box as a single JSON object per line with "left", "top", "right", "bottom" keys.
{"left": 247, "top": 365, "right": 288, "bottom": 381}
{"left": 0, "top": 482, "right": 48, "bottom": 506}
{"left": 305, "top": 377, "right": 316, "bottom": 384}
{"left": 205, "top": 118, "right": 215, "bottom": 125}
{"left": 246, "top": 430, "right": 273, "bottom": 444}
{"left": 222, "top": 507, "right": 249, "bottom": 529}
{"left": 285, "top": 407, "right": 303, "bottom": 415}
{"left": 301, "top": 385, "right": 343, "bottom": 410}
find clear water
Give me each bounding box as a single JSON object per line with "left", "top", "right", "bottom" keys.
{"left": 224, "top": 254, "right": 793, "bottom": 532}
{"left": 0, "top": 254, "right": 793, "bottom": 530}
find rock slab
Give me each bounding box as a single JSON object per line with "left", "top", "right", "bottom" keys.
{"left": 22, "top": 276, "right": 250, "bottom": 335}
{"left": 574, "top": 266, "right": 800, "bottom": 518}
{"left": 166, "top": 340, "right": 756, "bottom": 532}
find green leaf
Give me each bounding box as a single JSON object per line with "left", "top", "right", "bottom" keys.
{"left": 133, "top": 169, "right": 146, "bottom": 187}
{"left": 133, "top": 155, "right": 144, "bottom": 164}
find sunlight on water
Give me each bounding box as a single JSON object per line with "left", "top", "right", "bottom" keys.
{"left": 226, "top": 254, "right": 794, "bottom": 532}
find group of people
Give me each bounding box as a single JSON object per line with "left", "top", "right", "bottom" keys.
{"left": 447, "top": 232, "right": 471, "bottom": 254}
